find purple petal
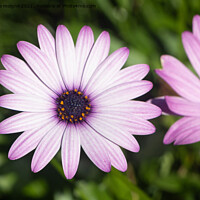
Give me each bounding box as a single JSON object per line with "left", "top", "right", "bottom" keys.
{"left": 112, "top": 64, "right": 150, "bottom": 85}
{"left": 79, "top": 123, "right": 111, "bottom": 172}
{"left": 80, "top": 31, "right": 110, "bottom": 89}
{"left": 166, "top": 96, "right": 200, "bottom": 117}
{"left": 0, "top": 70, "right": 56, "bottom": 99}
{"left": 0, "top": 94, "right": 55, "bottom": 112}
{"left": 163, "top": 117, "right": 200, "bottom": 145}
{"left": 8, "top": 118, "right": 58, "bottom": 160}
{"left": 17, "top": 41, "right": 62, "bottom": 94}
{"left": 155, "top": 69, "right": 200, "bottom": 102}
{"left": 182, "top": 31, "right": 200, "bottom": 77}
{"left": 84, "top": 47, "right": 129, "bottom": 96}
{"left": 56, "top": 25, "right": 75, "bottom": 90}
{"left": 193, "top": 15, "right": 200, "bottom": 41}
{"left": 149, "top": 96, "right": 179, "bottom": 116}
{"left": 87, "top": 115, "right": 140, "bottom": 152}
{"left": 0, "top": 112, "right": 56, "bottom": 134}
{"left": 74, "top": 26, "right": 94, "bottom": 89}
{"left": 101, "top": 139, "right": 127, "bottom": 172}
{"left": 61, "top": 125, "right": 80, "bottom": 179}
{"left": 31, "top": 122, "right": 66, "bottom": 173}
{"left": 37, "top": 24, "right": 65, "bottom": 90}
{"left": 95, "top": 100, "right": 161, "bottom": 119}
{"left": 91, "top": 80, "right": 152, "bottom": 107}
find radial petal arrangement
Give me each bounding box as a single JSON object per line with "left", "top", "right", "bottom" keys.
{"left": 0, "top": 24, "right": 161, "bottom": 179}
{"left": 155, "top": 15, "right": 200, "bottom": 145}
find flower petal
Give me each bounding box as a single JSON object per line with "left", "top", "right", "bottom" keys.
{"left": 74, "top": 26, "right": 94, "bottom": 89}
{"left": 79, "top": 123, "right": 111, "bottom": 172}
{"left": 182, "top": 31, "right": 200, "bottom": 77}
{"left": 155, "top": 69, "right": 200, "bottom": 102}
{"left": 31, "top": 122, "right": 66, "bottom": 173}
{"left": 86, "top": 115, "right": 140, "bottom": 152}
{"left": 8, "top": 118, "right": 58, "bottom": 160}
{"left": 80, "top": 31, "right": 110, "bottom": 89}
{"left": 166, "top": 96, "right": 200, "bottom": 117}
{"left": 56, "top": 25, "right": 75, "bottom": 90}
{"left": 0, "top": 70, "right": 56, "bottom": 99}
{"left": 84, "top": 47, "right": 129, "bottom": 96}
{"left": 91, "top": 81, "right": 152, "bottom": 107}
{"left": 61, "top": 125, "right": 80, "bottom": 179}
{"left": 102, "top": 139, "right": 127, "bottom": 172}
{"left": 0, "top": 94, "right": 55, "bottom": 112}
{"left": 193, "top": 15, "right": 200, "bottom": 41}
{"left": 17, "top": 41, "right": 62, "bottom": 94}
{"left": 37, "top": 24, "right": 65, "bottom": 90}
{"left": 95, "top": 100, "right": 161, "bottom": 119}
{"left": 0, "top": 112, "right": 56, "bottom": 134}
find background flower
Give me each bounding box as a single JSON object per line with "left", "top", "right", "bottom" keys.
{"left": 155, "top": 15, "right": 200, "bottom": 145}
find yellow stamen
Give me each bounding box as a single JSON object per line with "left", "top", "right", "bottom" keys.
{"left": 69, "top": 119, "right": 73, "bottom": 123}
{"left": 86, "top": 106, "right": 90, "bottom": 110}
{"left": 84, "top": 96, "right": 88, "bottom": 99}
{"left": 60, "top": 101, "right": 64, "bottom": 105}
{"left": 71, "top": 115, "right": 74, "bottom": 118}
{"left": 66, "top": 116, "right": 68, "bottom": 119}
{"left": 61, "top": 108, "right": 65, "bottom": 111}
{"left": 78, "top": 91, "right": 81, "bottom": 95}
{"left": 61, "top": 115, "right": 65, "bottom": 120}
{"left": 59, "top": 112, "right": 62, "bottom": 115}
{"left": 66, "top": 91, "right": 69, "bottom": 95}
{"left": 74, "top": 89, "right": 77, "bottom": 92}
{"left": 79, "top": 117, "right": 83, "bottom": 121}
{"left": 75, "top": 119, "right": 78, "bottom": 122}
{"left": 81, "top": 113, "right": 85, "bottom": 117}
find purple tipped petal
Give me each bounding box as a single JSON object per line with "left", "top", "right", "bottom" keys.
{"left": 155, "top": 69, "right": 200, "bottom": 102}
{"left": 182, "top": 31, "right": 200, "bottom": 77}
{"left": 0, "top": 112, "right": 56, "bottom": 134}
{"left": 87, "top": 115, "right": 140, "bottom": 152}
{"left": 37, "top": 25, "right": 65, "bottom": 90}
{"left": 79, "top": 123, "right": 111, "bottom": 172}
{"left": 92, "top": 80, "right": 152, "bottom": 106}
{"left": 84, "top": 47, "right": 129, "bottom": 96}
{"left": 31, "top": 122, "right": 66, "bottom": 173}
{"left": 81, "top": 31, "right": 110, "bottom": 89}
{"left": 75, "top": 26, "right": 94, "bottom": 89}
{"left": 166, "top": 96, "right": 200, "bottom": 117}
{"left": 56, "top": 25, "right": 75, "bottom": 90}
{"left": 0, "top": 94, "right": 55, "bottom": 112}
{"left": 8, "top": 119, "right": 58, "bottom": 160}
{"left": 102, "top": 139, "right": 127, "bottom": 172}
{"left": 61, "top": 125, "right": 80, "bottom": 179}
{"left": 17, "top": 41, "right": 62, "bottom": 93}
{"left": 193, "top": 15, "right": 200, "bottom": 41}
{"left": 0, "top": 70, "right": 56, "bottom": 99}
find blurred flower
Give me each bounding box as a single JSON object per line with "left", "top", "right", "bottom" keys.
{"left": 0, "top": 25, "right": 161, "bottom": 179}
{"left": 155, "top": 15, "right": 200, "bottom": 145}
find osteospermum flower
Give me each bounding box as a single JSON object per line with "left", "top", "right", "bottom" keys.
{"left": 0, "top": 24, "right": 161, "bottom": 179}
{"left": 155, "top": 15, "right": 200, "bottom": 145}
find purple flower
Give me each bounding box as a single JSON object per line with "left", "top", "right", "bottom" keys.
{"left": 155, "top": 15, "right": 200, "bottom": 145}
{"left": 0, "top": 25, "right": 161, "bottom": 179}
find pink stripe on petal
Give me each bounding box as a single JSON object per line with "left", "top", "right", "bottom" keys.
{"left": 0, "top": 70, "right": 56, "bottom": 100}
{"left": 37, "top": 25, "right": 65, "bottom": 90}
{"left": 166, "top": 96, "right": 200, "bottom": 117}
{"left": 0, "top": 112, "right": 56, "bottom": 134}
{"left": 163, "top": 117, "right": 195, "bottom": 144}
{"left": 91, "top": 80, "right": 152, "bottom": 106}
{"left": 8, "top": 118, "right": 58, "bottom": 160}
{"left": 182, "top": 31, "right": 200, "bottom": 77}
{"left": 87, "top": 115, "right": 140, "bottom": 152}
{"left": 61, "top": 125, "right": 80, "bottom": 179}
{"left": 31, "top": 122, "right": 66, "bottom": 173}
{"left": 17, "top": 41, "right": 62, "bottom": 94}
{"left": 75, "top": 26, "right": 94, "bottom": 89}
{"left": 156, "top": 69, "right": 200, "bottom": 102}
{"left": 193, "top": 15, "right": 200, "bottom": 41}
{"left": 102, "top": 139, "right": 127, "bottom": 172}
{"left": 56, "top": 25, "right": 75, "bottom": 90}
{"left": 0, "top": 94, "right": 55, "bottom": 112}
{"left": 84, "top": 47, "right": 129, "bottom": 96}
{"left": 80, "top": 31, "right": 110, "bottom": 89}
{"left": 79, "top": 123, "right": 111, "bottom": 172}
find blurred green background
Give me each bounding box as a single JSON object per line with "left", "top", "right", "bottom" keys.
{"left": 0, "top": 0, "right": 200, "bottom": 199}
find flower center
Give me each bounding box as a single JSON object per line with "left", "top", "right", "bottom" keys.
{"left": 56, "top": 89, "right": 91, "bottom": 123}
